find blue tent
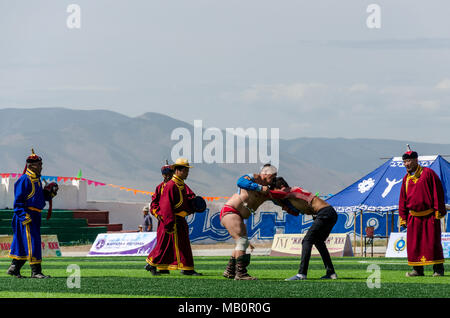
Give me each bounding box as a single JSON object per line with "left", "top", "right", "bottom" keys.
{"left": 327, "top": 155, "right": 450, "bottom": 212}
{"left": 326, "top": 155, "right": 450, "bottom": 236}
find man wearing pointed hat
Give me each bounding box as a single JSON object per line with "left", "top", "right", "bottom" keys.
{"left": 7, "top": 149, "right": 58, "bottom": 279}
{"left": 145, "top": 161, "right": 173, "bottom": 275}
{"left": 399, "top": 145, "right": 446, "bottom": 277}
{"left": 145, "top": 158, "right": 206, "bottom": 276}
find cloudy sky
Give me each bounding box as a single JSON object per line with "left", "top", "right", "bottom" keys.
{"left": 1, "top": 0, "right": 450, "bottom": 143}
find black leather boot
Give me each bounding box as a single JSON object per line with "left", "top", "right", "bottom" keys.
{"left": 433, "top": 263, "right": 444, "bottom": 277}
{"left": 7, "top": 259, "right": 26, "bottom": 278}
{"left": 30, "top": 263, "right": 51, "bottom": 278}
{"left": 144, "top": 263, "right": 161, "bottom": 276}
{"left": 406, "top": 266, "right": 424, "bottom": 277}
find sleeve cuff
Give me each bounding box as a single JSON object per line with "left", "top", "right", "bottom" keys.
{"left": 435, "top": 211, "right": 444, "bottom": 219}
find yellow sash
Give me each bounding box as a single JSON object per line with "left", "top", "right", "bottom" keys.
{"left": 409, "top": 208, "right": 434, "bottom": 217}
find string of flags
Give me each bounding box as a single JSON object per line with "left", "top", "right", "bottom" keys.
{"left": 0, "top": 173, "right": 230, "bottom": 202}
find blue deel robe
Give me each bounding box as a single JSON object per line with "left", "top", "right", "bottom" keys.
{"left": 9, "top": 169, "right": 50, "bottom": 264}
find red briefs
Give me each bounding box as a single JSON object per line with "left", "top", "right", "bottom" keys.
{"left": 220, "top": 204, "right": 242, "bottom": 220}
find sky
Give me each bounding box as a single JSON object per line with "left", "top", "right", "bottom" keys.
{"left": 1, "top": 0, "right": 450, "bottom": 143}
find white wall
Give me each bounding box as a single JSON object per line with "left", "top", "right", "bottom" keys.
{"left": 0, "top": 177, "right": 87, "bottom": 210}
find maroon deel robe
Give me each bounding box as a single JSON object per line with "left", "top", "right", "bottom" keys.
{"left": 398, "top": 166, "right": 447, "bottom": 266}
{"left": 146, "top": 176, "right": 196, "bottom": 270}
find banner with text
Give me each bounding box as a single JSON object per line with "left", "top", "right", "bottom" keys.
{"left": 88, "top": 232, "right": 157, "bottom": 256}
{"left": 0, "top": 235, "right": 61, "bottom": 257}
{"left": 269, "top": 233, "right": 353, "bottom": 257}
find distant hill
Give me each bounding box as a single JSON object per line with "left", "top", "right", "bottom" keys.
{"left": 1, "top": 107, "right": 449, "bottom": 201}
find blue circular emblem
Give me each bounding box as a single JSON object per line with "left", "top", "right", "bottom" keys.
{"left": 394, "top": 238, "right": 406, "bottom": 251}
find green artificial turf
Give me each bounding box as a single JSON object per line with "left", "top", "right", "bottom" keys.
{"left": 0, "top": 256, "right": 448, "bottom": 298}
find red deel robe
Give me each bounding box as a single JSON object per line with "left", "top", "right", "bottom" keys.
{"left": 146, "top": 175, "right": 196, "bottom": 270}
{"left": 398, "top": 166, "right": 447, "bottom": 266}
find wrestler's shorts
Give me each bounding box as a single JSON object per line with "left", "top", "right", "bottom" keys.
{"left": 220, "top": 204, "right": 242, "bottom": 221}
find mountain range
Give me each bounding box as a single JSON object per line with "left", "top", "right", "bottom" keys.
{"left": 1, "top": 107, "right": 449, "bottom": 201}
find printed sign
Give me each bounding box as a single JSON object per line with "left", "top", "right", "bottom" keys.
{"left": 270, "top": 233, "right": 353, "bottom": 257}
{"left": 0, "top": 235, "right": 62, "bottom": 257}
{"left": 441, "top": 233, "right": 450, "bottom": 258}
{"left": 386, "top": 232, "right": 450, "bottom": 258}
{"left": 41, "top": 235, "right": 62, "bottom": 257}
{"left": 385, "top": 232, "right": 407, "bottom": 258}
{"left": 88, "top": 232, "right": 157, "bottom": 256}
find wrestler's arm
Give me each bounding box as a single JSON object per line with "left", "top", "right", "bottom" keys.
{"left": 237, "top": 174, "right": 263, "bottom": 192}
{"left": 272, "top": 199, "right": 300, "bottom": 216}
{"left": 13, "top": 177, "right": 32, "bottom": 225}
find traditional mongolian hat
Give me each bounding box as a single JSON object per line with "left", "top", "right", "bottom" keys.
{"left": 172, "top": 157, "right": 193, "bottom": 169}
{"left": 26, "top": 148, "right": 42, "bottom": 163}
{"left": 161, "top": 160, "right": 173, "bottom": 175}
{"left": 23, "top": 148, "right": 42, "bottom": 174}
{"left": 402, "top": 144, "right": 418, "bottom": 160}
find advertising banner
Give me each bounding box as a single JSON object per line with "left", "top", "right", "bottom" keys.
{"left": 441, "top": 232, "right": 450, "bottom": 259}
{"left": 270, "top": 233, "right": 353, "bottom": 257}
{"left": 88, "top": 232, "right": 157, "bottom": 256}
{"left": 386, "top": 232, "right": 450, "bottom": 258}
{"left": 0, "top": 235, "right": 62, "bottom": 257}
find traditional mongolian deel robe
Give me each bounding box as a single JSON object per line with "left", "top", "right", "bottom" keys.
{"left": 146, "top": 175, "right": 196, "bottom": 270}
{"left": 398, "top": 165, "right": 447, "bottom": 266}
{"left": 9, "top": 169, "right": 50, "bottom": 264}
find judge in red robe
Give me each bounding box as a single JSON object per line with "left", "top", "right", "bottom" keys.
{"left": 146, "top": 158, "right": 202, "bottom": 276}
{"left": 399, "top": 148, "right": 446, "bottom": 277}
{"left": 144, "top": 164, "right": 173, "bottom": 275}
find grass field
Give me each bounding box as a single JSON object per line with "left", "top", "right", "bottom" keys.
{"left": 0, "top": 256, "right": 448, "bottom": 298}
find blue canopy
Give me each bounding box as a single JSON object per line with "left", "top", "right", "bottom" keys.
{"left": 326, "top": 155, "right": 450, "bottom": 213}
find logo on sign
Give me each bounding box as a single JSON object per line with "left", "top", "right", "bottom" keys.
{"left": 394, "top": 237, "right": 406, "bottom": 252}
{"left": 95, "top": 239, "right": 106, "bottom": 250}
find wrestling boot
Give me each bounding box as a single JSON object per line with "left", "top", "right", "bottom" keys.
{"left": 432, "top": 263, "right": 445, "bottom": 277}
{"left": 406, "top": 266, "right": 424, "bottom": 277}
{"left": 30, "top": 264, "right": 51, "bottom": 279}
{"left": 7, "top": 259, "right": 26, "bottom": 278}
{"left": 144, "top": 264, "right": 161, "bottom": 276}
{"left": 223, "top": 256, "right": 236, "bottom": 279}
{"left": 234, "top": 254, "right": 257, "bottom": 280}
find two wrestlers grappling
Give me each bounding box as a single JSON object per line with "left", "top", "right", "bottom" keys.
{"left": 220, "top": 164, "right": 338, "bottom": 281}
